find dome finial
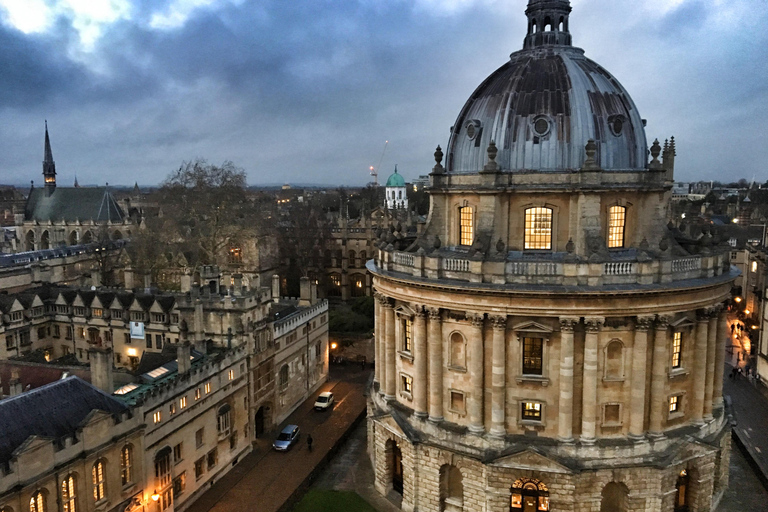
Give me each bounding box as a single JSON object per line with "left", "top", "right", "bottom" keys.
{"left": 523, "top": 0, "right": 572, "bottom": 49}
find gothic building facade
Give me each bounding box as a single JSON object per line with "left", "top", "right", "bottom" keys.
{"left": 368, "top": 1, "right": 735, "bottom": 511}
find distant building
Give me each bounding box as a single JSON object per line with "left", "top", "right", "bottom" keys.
{"left": 384, "top": 167, "right": 407, "bottom": 210}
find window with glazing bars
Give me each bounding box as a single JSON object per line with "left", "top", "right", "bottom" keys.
{"left": 669, "top": 395, "right": 679, "bottom": 413}
{"left": 608, "top": 206, "right": 626, "bottom": 248}
{"left": 402, "top": 319, "right": 412, "bottom": 352}
{"left": 524, "top": 207, "right": 552, "bottom": 250}
{"left": 521, "top": 402, "right": 542, "bottom": 421}
{"left": 459, "top": 207, "right": 473, "bottom": 246}
{"left": 672, "top": 332, "right": 682, "bottom": 368}
{"left": 522, "top": 337, "right": 543, "bottom": 375}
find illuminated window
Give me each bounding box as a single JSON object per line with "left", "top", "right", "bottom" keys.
{"left": 752, "top": 261, "right": 758, "bottom": 273}
{"left": 120, "top": 446, "right": 132, "bottom": 485}
{"left": 607, "top": 206, "right": 626, "bottom": 248}
{"left": 30, "top": 491, "right": 46, "bottom": 512}
{"left": 229, "top": 247, "right": 242, "bottom": 263}
{"left": 524, "top": 207, "right": 552, "bottom": 250}
{"left": 672, "top": 332, "right": 682, "bottom": 369}
{"left": 92, "top": 460, "right": 105, "bottom": 502}
{"left": 173, "top": 443, "right": 183, "bottom": 462}
{"left": 459, "top": 206, "right": 474, "bottom": 246}
{"left": 155, "top": 448, "right": 172, "bottom": 488}
{"left": 62, "top": 474, "right": 76, "bottom": 512}
{"left": 401, "top": 374, "right": 412, "bottom": 395}
{"left": 228, "top": 369, "right": 234, "bottom": 380}
{"left": 521, "top": 402, "right": 542, "bottom": 421}
{"left": 153, "top": 411, "right": 162, "bottom": 424}
{"left": 205, "top": 382, "right": 211, "bottom": 394}
{"left": 195, "top": 388, "right": 201, "bottom": 400}
{"left": 522, "top": 337, "right": 543, "bottom": 375}
{"left": 169, "top": 402, "right": 176, "bottom": 415}
{"left": 217, "top": 405, "right": 231, "bottom": 436}
{"left": 91, "top": 308, "right": 103, "bottom": 318}
{"left": 402, "top": 319, "right": 412, "bottom": 352}
{"left": 180, "top": 396, "right": 187, "bottom": 409}
{"left": 669, "top": 395, "right": 680, "bottom": 414}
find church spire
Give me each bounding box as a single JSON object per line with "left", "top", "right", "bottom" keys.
{"left": 523, "top": 0, "right": 572, "bottom": 50}
{"left": 43, "top": 120, "right": 56, "bottom": 195}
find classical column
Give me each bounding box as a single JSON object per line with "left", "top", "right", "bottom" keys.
{"left": 557, "top": 317, "right": 578, "bottom": 442}
{"left": 427, "top": 307, "right": 444, "bottom": 422}
{"left": 468, "top": 313, "right": 485, "bottom": 434}
{"left": 373, "top": 293, "right": 382, "bottom": 386}
{"left": 629, "top": 316, "right": 654, "bottom": 439}
{"left": 649, "top": 316, "right": 670, "bottom": 436}
{"left": 413, "top": 307, "right": 428, "bottom": 418}
{"left": 704, "top": 307, "right": 720, "bottom": 420}
{"left": 692, "top": 310, "right": 710, "bottom": 424}
{"left": 713, "top": 308, "right": 728, "bottom": 410}
{"left": 490, "top": 315, "right": 507, "bottom": 437}
{"left": 384, "top": 299, "right": 396, "bottom": 399}
{"left": 580, "top": 317, "right": 603, "bottom": 444}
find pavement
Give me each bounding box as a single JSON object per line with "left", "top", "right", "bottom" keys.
{"left": 182, "top": 363, "right": 371, "bottom": 512}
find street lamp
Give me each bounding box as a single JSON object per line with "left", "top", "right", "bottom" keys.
{"left": 151, "top": 491, "right": 160, "bottom": 502}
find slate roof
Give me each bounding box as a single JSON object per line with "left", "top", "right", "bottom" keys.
{"left": 25, "top": 187, "right": 125, "bottom": 223}
{"left": 0, "top": 376, "right": 128, "bottom": 464}
{"left": 0, "top": 361, "right": 91, "bottom": 396}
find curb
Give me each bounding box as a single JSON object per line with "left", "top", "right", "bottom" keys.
{"left": 276, "top": 405, "right": 368, "bottom": 512}
{"left": 731, "top": 427, "right": 768, "bottom": 492}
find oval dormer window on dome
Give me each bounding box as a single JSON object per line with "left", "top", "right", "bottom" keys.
{"left": 465, "top": 120, "right": 481, "bottom": 141}
{"left": 609, "top": 115, "right": 625, "bottom": 137}
{"left": 532, "top": 116, "right": 551, "bottom": 137}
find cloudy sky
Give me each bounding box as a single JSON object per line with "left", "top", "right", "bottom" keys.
{"left": 0, "top": 0, "right": 765, "bottom": 187}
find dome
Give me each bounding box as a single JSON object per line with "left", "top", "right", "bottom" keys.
{"left": 385, "top": 167, "right": 405, "bottom": 187}
{"left": 445, "top": 0, "right": 647, "bottom": 173}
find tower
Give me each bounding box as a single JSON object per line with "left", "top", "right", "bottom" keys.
{"left": 43, "top": 121, "right": 56, "bottom": 195}
{"left": 523, "top": 0, "right": 572, "bottom": 49}
{"left": 385, "top": 166, "right": 407, "bottom": 210}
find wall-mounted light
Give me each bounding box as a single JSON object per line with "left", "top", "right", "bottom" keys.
{"left": 330, "top": 342, "right": 338, "bottom": 350}
{"left": 127, "top": 348, "right": 137, "bottom": 357}
{"left": 151, "top": 491, "right": 160, "bottom": 502}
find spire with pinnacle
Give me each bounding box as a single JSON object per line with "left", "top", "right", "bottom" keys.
{"left": 523, "top": 0, "right": 573, "bottom": 49}
{"left": 43, "top": 120, "right": 56, "bottom": 195}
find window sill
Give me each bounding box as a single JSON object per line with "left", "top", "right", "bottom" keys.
{"left": 669, "top": 368, "right": 689, "bottom": 379}
{"left": 398, "top": 351, "right": 414, "bottom": 363}
{"left": 516, "top": 375, "right": 550, "bottom": 386}
{"left": 447, "top": 408, "right": 466, "bottom": 417}
{"left": 520, "top": 419, "right": 545, "bottom": 427}
{"left": 447, "top": 365, "right": 467, "bottom": 373}
{"left": 601, "top": 422, "right": 623, "bottom": 428}
{"left": 602, "top": 377, "right": 625, "bottom": 383}
{"left": 668, "top": 411, "right": 684, "bottom": 421}
{"left": 400, "top": 391, "right": 413, "bottom": 401}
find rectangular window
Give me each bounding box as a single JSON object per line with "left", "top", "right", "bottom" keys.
{"left": 172, "top": 472, "right": 186, "bottom": 498}
{"left": 92, "top": 308, "right": 103, "bottom": 318}
{"left": 205, "top": 382, "right": 211, "bottom": 394}
{"left": 169, "top": 402, "right": 176, "bottom": 415}
{"left": 124, "top": 333, "right": 130, "bottom": 345}
{"left": 196, "top": 428, "right": 204, "bottom": 448}
{"left": 195, "top": 388, "right": 201, "bottom": 400}
{"left": 194, "top": 458, "right": 205, "bottom": 480}
{"left": 66, "top": 326, "right": 73, "bottom": 340}
{"left": 522, "top": 337, "right": 543, "bottom": 375}
{"left": 112, "top": 309, "right": 123, "bottom": 319}
{"left": 146, "top": 334, "right": 152, "bottom": 348}
{"left": 173, "top": 443, "right": 183, "bottom": 462}
{"left": 450, "top": 390, "right": 465, "bottom": 414}
{"left": 524, "top": 207, "right": 553, "bottom": 250}
{"left": 402, "top": 319, "right": 412, "bottom": 352}
{"left": 180, "top": 396, "right": 187, "bottom": 409}
{"left": 603, "top": 403, "right": 621, "bottom": 425}
{"left": 521, "top": 402, "right": 542, "bottom": 421}
{"left": 459, "top": 206, "right": 474, "bottom": 246}
{"left": 53, "top": 325, "right": 60, "bottom": 338}
{"left": 206, "top": 449, "right": 217, "bottom": 470}
{"left": 669, "top": 395, "right": 680, "bottom": 414}
{"left": 228, "top": 369, "right": 234, "bottom": 380}
{"left": 153, "top": 411, "right": 161, "bottom": 424}
{"left": 608, "top": 205, "right": 626, "bottom": 248}
{"left": 156, "top": 334, "right": 163, "bottom": 349}
{"left": 401, "top": 374, "right": 413, "bottom": 395}
{"left": 672, "top": 332, "right": 682, "bottom": 369}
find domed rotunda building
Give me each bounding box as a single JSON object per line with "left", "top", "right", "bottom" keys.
{"left": 367, "top": 1, "right": 736, "bottom": 511}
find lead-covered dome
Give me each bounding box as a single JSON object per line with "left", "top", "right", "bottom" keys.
{"left": 445, "top": 0, "right": 647, "bottom": 173}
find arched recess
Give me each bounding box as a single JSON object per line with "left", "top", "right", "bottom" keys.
{"left": 112, "top": 230, "right": 122, "bottom": 240}
{"left": 384, "top": 439, "right": 403, "bottom": 495}
{"left": 68, "top": 230, "right": 78, "bottom": 246}
{"left": 40, "top": 231, "right": 50, "bottom": 250}
{"left": 81, "top": 231, "right": 93, "bottom": 244}
{"left": 439, "top": 464, "right": 463, "bottom": 512}
{"left": 600, "top": 481, "right": 629, "bottom": 512}
{"left": 510, "top": 478, "right": 549, "bottom": 511}
{"left": 604, "top": 339, "right": 625, "bottom": 380}
{"left": 674, "top": 469, "right": 691, "bottom": 512}
{"left": 26, "top": 230, "right": 35, "bottom": 251}
{"left": 449, "top": 331, "right": 466, "bottom": 369}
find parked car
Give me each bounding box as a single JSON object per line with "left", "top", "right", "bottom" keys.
{"left": 314, "top": 391, "right": 334, "bottom": 411}
{"left": 273, "top": 425, "right": 300, "bottom": 451}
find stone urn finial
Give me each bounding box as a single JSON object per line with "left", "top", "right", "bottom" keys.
{"left": 581, "top": 139, "right": 600, "bottom": 170}
{"left": 432, "top": 145, "right": 445, "bottom": 174}
{"left": 482, "top": 140, "right": 500, "bottom": 173}
{"left": 566, "top": 238, "right": 575, "bottom": 254}
{"left": 496, "top": 238, "right": 506, "bottom": 253}
{"left": 433, "top": 235, "right": 441, "bottom": 250}
{"left": 649, "top": 139, "right": 662, "bottom": 169}
{"left": 659, "top": 236, "right": 669, "bottom": 252}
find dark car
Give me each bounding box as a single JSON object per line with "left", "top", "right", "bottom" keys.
{"left": 273, "top": 424, "right": 300, "bottom": 451}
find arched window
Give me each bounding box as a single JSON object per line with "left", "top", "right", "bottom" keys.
{"left": 217, "top": 404, "right": 232, "bottom": 436}
{"left": 604, "top": 340, "right": 624, "bottom": 380}
{"left": 675, "top": 469, "right": 690, "bottom": 511}
{"left": 450, "top": 332, "right": 466, "bottom": 368}
{"left": 81, "top": 231, "right": 93, "bottom": 244}
{"left": 359, "top": 251, "right": 366, "bottom": 264}
{"left": 439, "top": 465, "right": 463, "bottom": 512}
{"left": 510, "top": 478, "right": 549, "bottom": 511}
{"left": 40, "top": 231, "right": 50, "bottom": 250}
{"left": 26, "top": 230, "right": 35, "bottom": 251}
{"left": 279, "top": 364, "right": 289, "bottom": 388}
{"left": 62, "top": 474, "right": 76, "bottom": 512}
{"left": 348, "top": 251, "right": 356, "bottom": 268}
{"left": 121, "top": 445, "right": 133, "bottom": 485}
{"left": 328, "top": 273, "right": 341, "bottom": 297}
{"left": 92, "top": 460, "right": 105, "bottom": 502}
{"left": 69, "top": 231, "right": 78, "bottom": 245}
{"left": 351, "top": 274, "right": 365, "bottom": 297}
{"left": 154, "top": 447, "right": 172, "bottom": 488}
{"left": 544, "top": 16, "right": 552, "bottom": 31}
{"left": 608, "top": 205, "right": 626, "bottom": 248}
{"left": 459, "top": 206, "right": 473, "bottom": 246}
{"left": 524, "top": 207, "right": 552, "bottom": 250}
{"left": 600, "top": 482, "right": 629, "bottom": 512}
{"left": 29, "top": 491, "right": 45, "bottom": 512}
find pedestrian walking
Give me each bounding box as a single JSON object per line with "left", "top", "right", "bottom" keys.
{"left": 731, "top": 366, "right": 738, "bottom": 380}
{"left": 307, "top": 434, "right": 313, "bottom": 452}
{"left": 361, "top": 356, "right": 367, "bottom": 370}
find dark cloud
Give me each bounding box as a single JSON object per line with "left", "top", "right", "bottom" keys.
{"left": 0, "top": 0, "right": 765, "bottom": 187}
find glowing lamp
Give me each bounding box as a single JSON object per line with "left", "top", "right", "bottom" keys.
{"left": 127, "top": 348, "right": 137, "bottom": 357}
{"left": 745, "top": 310, "right": 751, "bottom": 315}
{"left": 151, "top": 491, "right": 160, "bottom": 502}
{"left": 734, "top": 297, "right": 742, "bottom": 303}
{"left": 330, "top": 342, "right": 338, "bottom": 350}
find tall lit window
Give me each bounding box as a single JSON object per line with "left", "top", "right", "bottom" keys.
{"left": 669, "top": 395, "right": 679, "bottom": 413}
{"left": 607, "top": 205, "right": 626, "bottom": 248}
{"left": 524, "top": 207, "right": 552, "bottom": 250}
{"left": 672, "top": 332, "right": 682, "bottom": 369}
{"left": 522, "top": 402, "right": 542, "bottom": 421}
{"left": 121, "top": 446, "right": 132, "bottom": 485}
{"left": 92, "top": 460, "right": 105, "bottom": 502}
{"left": 459, "top": 207, "right": 474, "bottom": 246}
{"left": 522, "top": 337, "right": 543, "bottom": 375}
{"left": 155, "top": 448, "right": 172, "bottom": 488}
{"left": 752, "top": 261, "right": 758, "bottom": 273}
{"left": 62, "top": 475, "right": 76, "bottom": 512}
{"left": 402, "top": 319, "right": 412, "bottom": 352}
{"left": 217, "top": 405, "right": 231, "bottom": 436}
{"left": 30, "top": 491, "right": 45, "bottom": 512}
{"left": 401, "top": 374, "right": 413, "bottom": 394}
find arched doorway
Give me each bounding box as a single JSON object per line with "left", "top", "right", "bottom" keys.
{"left": 385, "top": 439, "right": 403, "bottom": 495}
{"left": 674, "top": 469, "right": 690, "bottom": 512}
{"left": 439, "top": 464, "right": 463, "bottom": 512}
{"left": 601, "top": 481, "right": 629, "bottom": 512}
{"left": 510, "top": 478, "right": 549, "bottom": 512}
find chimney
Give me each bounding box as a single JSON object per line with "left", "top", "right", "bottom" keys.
{"left": 180, "top": 269, "right": 192, "bottom": 293}
{"left": 124, "top": 267, "right": 135, "bottom": 289}
{"left": 193, "top": 300, "right": 205, "bottom": 343}
{"left": 310, "top": 280, "right": 318, "bottom": 305}
{"left": 177, "top": 342, "right": 191, "bottom": 374}
{"left": 9, "top": 369, "right": 22, "bottom": 397}
{"left": 233, "top": 273, "right": 243, "bottom": 295}
{"left": 89, "top": 347, "right": 114, "bottom": 393}
{"left": 299, "top": 277, "right": 311, "bottom": 307}
{"left": 272, "top": 274, "right": 280, "bottom": 303}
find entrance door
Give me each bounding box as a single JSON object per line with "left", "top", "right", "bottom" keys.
{"left": 522, "top": 495, "right": 537, "bottom": 512}
{"left": 392, "top": 445, "right": 403, "bottom": 494}
{"left": 254, "top": 407, "right": 265, "bottom": 438}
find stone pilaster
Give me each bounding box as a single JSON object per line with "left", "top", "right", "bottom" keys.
{"left": 427, "top": 307, "right": 444, "bottom": 422}
{"left": 467, "top": 313, "right": 485, "bottom": 434}
{"left": 413, "top": 307, "right": 428, "bottom": 418}
{"left": 714, "top": 308, "right": 728, "bottom": 410}
{"left": 704, "top": 307, "right": 720, "bottom": 419}
{"left": 373, "top": 292, "right": 383, "bottom": 386}
{"left": 629, "top": 316, "right": 654, "bottom": 438}
{"left": 692, "top": 310, "right": 710, "bottom": 424}
{"left": 490, "top": 315, "right": 507, "bottom": 437}
{"left": 558, "top": 317, "right": 578, "bottom": 442}
{"left": 649, "top": 316, "right": 670, "bottom": 436}
{"left": 581, "top": 317, "right": 603, "bottom": 444}
{"left": 384, "top": 299, "right": 396, "bottom": 399}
